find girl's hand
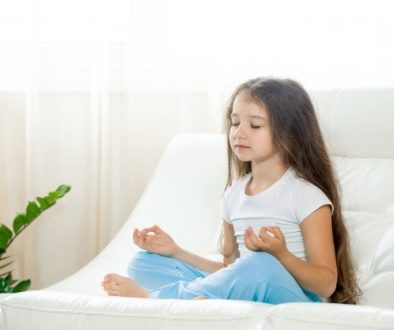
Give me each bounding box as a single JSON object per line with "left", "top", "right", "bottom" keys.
{"left": 244, "top": 226, "right": 289, "bottom": 259}
{"left": 133, "top": 225, "right": 180, "bottom": 257}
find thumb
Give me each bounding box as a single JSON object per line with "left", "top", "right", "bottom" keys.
{"left": 268, "top": 226, "right": 282, "bottom": 238}
{"left": 153, "top": 225, "right": 162, "bottom": 233}
{"left": 146, "top": 224, "right": 161, "bottom": 234}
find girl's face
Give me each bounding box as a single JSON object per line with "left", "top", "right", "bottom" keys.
{"left": 229, "top": 92, "right": 279, "bottom": 164}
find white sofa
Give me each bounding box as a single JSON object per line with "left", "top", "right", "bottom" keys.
{"left": 1, "top": 87, "right": 394, "bottom": 330}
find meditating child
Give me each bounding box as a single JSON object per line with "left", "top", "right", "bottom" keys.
{"left": 102, "top": 77, "right": 360, "bottom": 304}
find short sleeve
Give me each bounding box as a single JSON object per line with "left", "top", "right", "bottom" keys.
{"left": 294, "top": 183, "right": 334, "bottom": 224}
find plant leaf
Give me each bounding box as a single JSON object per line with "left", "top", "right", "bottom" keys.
{"left": 25, "top": 201, "right": 41, "bottom": 222}
{"left": 12, "top": 279, "right": 31, "bottom": 293}
{"left": 0, "top": 277, "right": 11, "bottom": 293}
{"left": 37, "top": 197, "right": 49, "bottom": 210}
{"left": 0, "top": 184, "right": 71, "bottom": 292}
{"left": 44, "top": 196, "right": 56, "bottom": 207}
{"left": 56, "top": 185, "right": 71, "bottom": 197}
{"left": 13, "top": 214, "right": 28, "bottom": 235}
{"left": 0, "top": 271, "right": 16, "bottom": 284}
{"left": 5, "top": 271, "right": 12, "bottom": 281}
{"left": 1, "top": 272, "right": 17, "bottom": 285}
{"left": 0, "top": 225, "right": 13, "bottom": 250}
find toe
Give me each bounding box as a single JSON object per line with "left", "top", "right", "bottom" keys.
{"left": 103, "top": 275, "right": 111, "bottom": 282}
{"left": 111, "top": 274, "right": 124, "bottom": 282}
{"left": 104, "top": 273, "right": 117, "bottom": 281}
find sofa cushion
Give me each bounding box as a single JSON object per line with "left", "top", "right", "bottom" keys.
{"left": 1, "top": 291, "right": 271, "bottom": 330}
{"left": 265, "top": 302, "right": 394, "bottom": 330}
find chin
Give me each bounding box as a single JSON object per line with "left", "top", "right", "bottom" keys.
{"left": 235, "top": 155, "right": 251, "bottom": 162}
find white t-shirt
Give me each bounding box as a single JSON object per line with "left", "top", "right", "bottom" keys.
{"left": 220, "top": 167, "right": 333, "bottom": 261}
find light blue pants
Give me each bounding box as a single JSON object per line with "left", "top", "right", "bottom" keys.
{"left": 127, "top": 251, "right": 321, "bottom": 304}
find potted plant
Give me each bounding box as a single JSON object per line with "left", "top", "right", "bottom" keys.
{"left": 0, "top": 185, "right": 71, "bottom": 293}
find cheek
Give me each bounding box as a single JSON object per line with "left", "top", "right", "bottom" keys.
{"left": 229, "top": 129, "right": 236, "bottom": 141}
{"left": 255, "top": 135, "right": 275, "bottom": 151}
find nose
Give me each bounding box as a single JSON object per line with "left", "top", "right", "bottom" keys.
{"left": 233, "top": 123, "right": 247, "bottom": 139}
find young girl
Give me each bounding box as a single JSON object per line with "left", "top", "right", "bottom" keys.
{"left": 102, "top": 77, "right": 361, "bottom": 304}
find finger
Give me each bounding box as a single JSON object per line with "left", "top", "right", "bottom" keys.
{"left": 138, "top": 230, "right": 146, "bottom": 248}
{"left": 136, "top": 230, "right": 142, "bottom": 247}
{"left": 244, "top": 230, "right": 255, "bottom": 250}
{"left": 143, "top": 225, "right": 161, "bottom": 235}
{"left": 143, "top": 225, "right": 160, "bottom": 234}
{"left": 133, "top": 228, "right": 138, "bottom": 245}
{"left": 248, "top": 227, "right": 262, "bottom": 243}
{"left": 268, "top": 226, "right": 283, "bottom": 238}
{"left": 144, "top": 234, "right": 155, "bottom": 249}
{"left": 248, "top": 227, "right": 268, "bottom": 249}
{"left": 258, "top": 226, "right": 268, "bottom": 235}
{"left": 143, "top": 231, "right": 158, "bottom": 250}
{"left": 245, "top": 229, "right": 258, "bottom": 250}
{"left": 259, "top": 227, "right": 275, "bottom": 239}
{"left": 258, "top": 227, "right": 271, "bottom": 239}
{"left": 141, "top": 229, "right": 151, "bottom": 249}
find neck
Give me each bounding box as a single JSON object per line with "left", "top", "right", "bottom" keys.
{"left": 250, "top": 157, "right": 289, "bottom": 186}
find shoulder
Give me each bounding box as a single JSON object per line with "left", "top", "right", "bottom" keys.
{"left": 288, "top": 168, "right": 327, "bottom": 199}
{"left": 222, "top": 172, "right": 251, "bottom": 200}
{"left": 288, "top": 169, "right": 333, "bottom": 223}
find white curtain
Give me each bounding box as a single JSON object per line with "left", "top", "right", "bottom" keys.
{"left": 1, "top": 0, "right": 394, "bottom": 289}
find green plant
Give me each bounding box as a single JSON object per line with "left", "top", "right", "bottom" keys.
{"left": 0, "top": 185, "right": 71, "bottom": 293}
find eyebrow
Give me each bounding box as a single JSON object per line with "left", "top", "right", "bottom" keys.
{"left": 230, "top": 113, "right": 267, "bottom": 121}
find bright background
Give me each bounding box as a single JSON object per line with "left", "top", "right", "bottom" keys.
{"left": 1, "top": 0, "right": 393, "bottom": 289}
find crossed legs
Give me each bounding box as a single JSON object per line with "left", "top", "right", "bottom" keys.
{"left": 102, "top": 251, "right": 319, "bottom": 303}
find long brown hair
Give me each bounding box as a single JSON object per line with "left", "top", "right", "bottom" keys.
{"left": 220, "top": 77, "right": 361, "bottom": 304}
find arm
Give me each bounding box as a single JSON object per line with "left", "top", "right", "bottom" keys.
{"left": 174, "top": 220, "right": 239, "bottom": 274}
{"left": 244, "top": 205, "right": 337, "bottom": 298}
{"left": 221, "top": 219, "right": 239, "bottom": 266}
{"left": 279, "top": 205, "right": 338, "bottom": 298}
{"left": 174, "top": 248, "right": 225, "bottom": 274}
{"left": 134, "top": 222, "right": 238, "bottom": 275}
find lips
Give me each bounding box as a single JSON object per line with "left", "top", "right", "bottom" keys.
{"left": 235, "top": 144, "right": 249, "bottom": 148}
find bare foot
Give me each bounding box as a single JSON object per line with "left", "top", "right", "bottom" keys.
{"left": 193, "top": 296, "right": 208, "bottom": 300}
{"left": 101, "top": 273, "right": 148, "bottom": 298}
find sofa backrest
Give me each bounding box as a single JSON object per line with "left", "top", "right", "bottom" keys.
{"left": 311, "top": 88, "right": 394, "bottom": 308}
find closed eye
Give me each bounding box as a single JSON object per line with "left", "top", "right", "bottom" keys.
{"left": 231, "top": 123, "right": 261, "bottom": 129}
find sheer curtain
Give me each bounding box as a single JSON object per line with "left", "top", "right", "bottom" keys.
{"left": 1, "top": 0, "right": 393, "bottom": 289}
